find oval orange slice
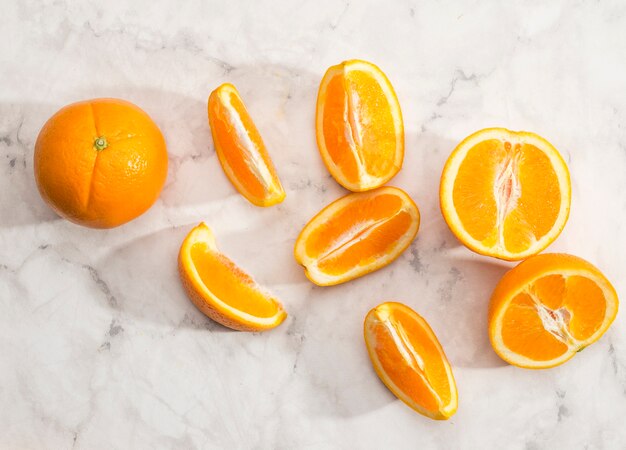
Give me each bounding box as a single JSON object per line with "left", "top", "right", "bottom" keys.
{"left": 364, "top": 302, "right": 458, "bottom": 420}
{"left": 316, "top": 60, "right": 404, "bottom": 192}
{"left": 178, "top": 222, "right": 287, "bottom": 331}
{"left": 440, "top": 128, "right": 571, "bottom": 260}
{"left": 208, "top": 83, "right": 285, "bottom": 207}
{"left": 489, "top": 253, "right": 619, "bottom": 368}
{"left": 294, "top": 187, "right": 419, "bottom": 286}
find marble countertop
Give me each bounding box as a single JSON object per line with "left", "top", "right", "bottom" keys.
{"left": 1, "top": 1, "right": 625, "bottom": 449}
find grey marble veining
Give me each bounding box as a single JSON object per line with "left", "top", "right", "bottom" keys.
{"left": 1, "top": 0, "right": 625, "bottom": 449}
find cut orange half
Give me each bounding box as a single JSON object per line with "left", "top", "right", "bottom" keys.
{"left": 489, "top": 253, "right": 619, "bottom": 369}
{"left": 364, "top": 302, "right": 458, "bottom": 420}
{"left": 208, "top": 83, "right": 285, "bottom": 207}
{"left": 315, "top": 60, "right": 404, "bottom": 192}
{"left": 178, "top": 222, "right": 287, "bottom": 331}
{"left": 294, "top": 187, "right": 419, "bottom": 286}
{"left": 440, "top": 128, "right": 571, "bottom": 261}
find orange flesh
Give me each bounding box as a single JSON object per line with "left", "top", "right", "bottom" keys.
{"left": 209, "top": 86, "right": 283, "bottom": 203}
{"left": 501, "top": 274, "right": 607, "bottom": 361}
{"left": 367, "top": 305, "right": 452, "bottom": 413}
{"left": 317, "top": 212, "right": 413, "bottom": 275}
{"left": 452, "top": 140, "right": 561, "bottom": 253}
{"left": 305, "top": 193, "right": 411, "bottom": 273}
{"left": 321, "top": 68, "right": 398, "bottom": 185}
{"left": 190, "top": 242, "right": 279, "bottom": 318}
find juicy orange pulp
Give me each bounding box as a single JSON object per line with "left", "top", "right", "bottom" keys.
{"left": 295, "top": 187, "right": 419, "bottom": 286}
{"left": 306, "top": 192, "right": 413, "bottom": 275}
{"left": 454, "top": 140, "right": 560, "bottom": 252}
{"left": 208, "top": 83, "right": 285, "bottom": 207}
{"left": 316, "top": 60, "right": 403, "bottom": 192}
{"left": 179, "top": 223, "right": 286, "bottom": 331}
{"left": 365, "top": 302, "right": 458, "bottom": 420}
{"left": 189, "top": 241, "right": 280, "bottom": 319}
{"left": 503, "top": 276, "right": 606, "bottom": 360}
{"left": 440, "top": 128, "right": 571, "bottom": 260}
{"left": 489, "top": 253, "right": 618, "bottom": 368}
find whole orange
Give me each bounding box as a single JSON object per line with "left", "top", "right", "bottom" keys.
{"left": 34, "top": 98, "right": 168, "bottom": 228}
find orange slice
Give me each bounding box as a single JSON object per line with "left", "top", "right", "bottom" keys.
{"left": 208, "top": 83, "right": 285, "bottom": 207}
{"left": 440, "top": 128, "right": 571, "bottom": 260}
{"left": 178, "top": 222, "right": 287, "bottom": 331}
{"left": 315, "top": 60, "right": 404, "bottom": 192}
{"left": 294, "top": 187, "right": 419, "bottom": 286}
{"left": 364, "top": 302, "right": 458, "bottom": 420}
{"left": 489, "top": 253, "right": 619, "bottom": 368}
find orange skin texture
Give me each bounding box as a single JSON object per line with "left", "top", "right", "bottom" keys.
{"left": 34, "top": 98, "right": 168, "bottom": 228}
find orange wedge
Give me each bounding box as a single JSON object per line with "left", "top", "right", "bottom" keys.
{"left": 489, "top": 253, "right": 619, "bottom": 369}
{"left": 208, "top": 83, "right": 285, "bottom": 207}
{"left": 315, "top": 60, "right": 404, "bottom": 192}
{"left": 440, "top": 128, "right": 571, "bottom": 261}
{"left": 178, "top": 222, "right": 287, "bottom": 331}
{"left": 364, "top": 302, "right": 458, "bottom": 420}
{"left": 294, "top": 187, "right": 419, "bottom": 286}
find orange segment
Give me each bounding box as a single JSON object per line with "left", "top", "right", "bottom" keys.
{"left": 562, "top": 276, "right": 607, "bottom": 341}
{"left": 208, "top": 83, "right": 285, "bottom": 207}
{"left": 440, "top": 128, "right": 571, "bottom": 260}
{"left": 316, "top": 60, "right": 404, "bottom": 192}
{"left": 489, "top": 253, "right": 619, "bottom": 368}
{"left": 294, "top": 187, "right": 420, "bottom": 286}
{"left": 178, "top": 223, "right": 287, "bottom": 331}
{"left": 364, "top": 302, "right": 458, "bottom": 420}
{"left": 500, "top": 293, "right": 570, "bottom": 362}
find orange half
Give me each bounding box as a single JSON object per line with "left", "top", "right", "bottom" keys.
{"left": 364, "top": 302, "right": 458, "bottom": 420}
{"left": 178, "top": 222, "right": 287, "bottom": 331}
{"left": 294, "top": 187, "right": 419, "bottom": 286}
{"left": 208, "top": 83, "right": 285, "bottom": 207}
{"left": 489, "top": 253, "right": 619, "bottom": 368}
{"left": 440, "top": 128, "right": 571, "bottom": 260}
{"left": 316, "top": 60, "right": 404, "bottom": 192}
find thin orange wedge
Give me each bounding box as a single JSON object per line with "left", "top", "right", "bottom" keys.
{"left": 208, "top": 83, "right": 285, "bottom": 207}
{"left": 178, "top": 222, "right": 287, "bottom": 331}
{"left": 440, "top": 128, "right": 571, "bottom": 261}
{"left": 294, "top": 187, "right": 419, "bottom": 286}
{"left": 316, "top": 60, "right": 404, "bottom": 192}
{"left": 364, "top": 302, "right": 458, "bottom": 420}
{"left": 489, "top": 253, "right": 618, "bottom": 369}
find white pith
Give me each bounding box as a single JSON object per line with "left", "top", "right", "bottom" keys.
{"left": 493, "top": 145, "right": 524, "bottom": 251}
{"left": 381, "top": 310, "right": 427, "bottom": 373}
{"left": 526, "top": 282, "right": 576, "bottom": 347}
{"left": 315, "top": 214, "right": 400, "bottom": 266}
{"left": 344, "top": 86, "right": 365, "bottom": 171}
{"left": 216, "top": 86, "right": 283, "bottom": 200}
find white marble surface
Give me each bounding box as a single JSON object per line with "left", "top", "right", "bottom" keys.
{"left": 1, "top": 1, "right": 625, "bottom": 448}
